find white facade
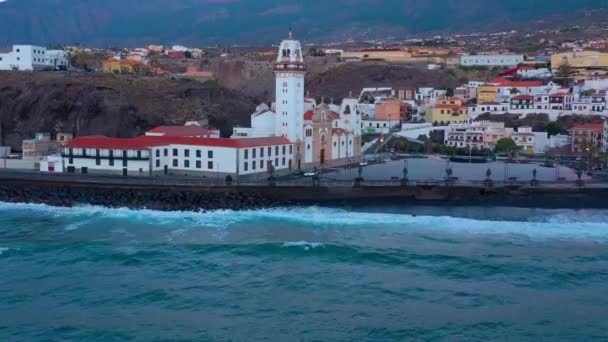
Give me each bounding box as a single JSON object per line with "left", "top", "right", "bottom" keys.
{"left": 460, "top": 54, "right": 524, "bottom": 67}
{"left": 40, "top": 155, "right": 64, "bottom": 173}
{"left": 274, "top": 33, "right": 305, "bottom": 143}
{"left": 46, "top": 50, "right": 69, "bottom": 69}
{"left": 361, "top": 119, "right": 400, "bottom": 134}
{"left": 63, "top": 137, "right": 293, "bottom": 177}
{"left": 549, "top": 134, "right": 571, "bottom": 148}
{"left": 0, "top": 45, "right": 50, "bottom": 71}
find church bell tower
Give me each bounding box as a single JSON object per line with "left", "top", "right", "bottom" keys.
{"left": 274, "top": 30, "right": 306, "bottom": 145}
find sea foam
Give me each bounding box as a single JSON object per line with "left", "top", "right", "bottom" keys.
{"left": 1, "top": 202, "right": 608, "bottom": 241}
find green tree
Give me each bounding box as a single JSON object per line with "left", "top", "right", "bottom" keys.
{"left": 555, "top": 59, "right": 575, "bottom": 86}
{"left": 544, "top": 122, "right": 561, "bottom": 137}
{"left": 495, "top": 138, "right": 519, "bottom": 153}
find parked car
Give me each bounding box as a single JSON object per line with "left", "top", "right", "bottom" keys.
{"left": 304, "top": 171, "right": 319, "bottom": 177}
{"left": 359, "top": 161, "right": 369, "bottom": 167}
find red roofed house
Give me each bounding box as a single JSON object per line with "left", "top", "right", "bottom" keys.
{"left": 428, "top": 96, "right": 469, "bottom": 125}
{"left": 549, "top": 92, "right": 574, "bottom": 110}
{"left": 510, "top": 95, "right": 534, "bottom": 110}
{"left": 570, "top": 123, "right": 605, "bottom": 153}
{"left": 62, "top": 135, "right": 294, "bottom": 178}
{"left": 146, "top": 126, "right": 220, "bottom": 138}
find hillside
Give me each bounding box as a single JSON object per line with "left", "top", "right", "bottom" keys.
{"left": 0, "top": 72, "right": 256, "bottom": 150}
{"left": 0, "top": 0, "right": 605, "bottom": 46}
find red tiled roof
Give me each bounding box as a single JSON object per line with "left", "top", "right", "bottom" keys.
{"left": 146, "top": 126, "right": 217, "bottom": 137}
{"left": 434, "top": 104, "right": 466, "bottom": 110}
{"left": 332, "top": 128, "right": 348, "bottom": 135}
{"left": 550, "top": 92, "right": 570, "bottom": 97}
{"left": 303, "top": 110, "right": 340, "bottom": 120}
{"left": 64, "top": 136, "right": 292, "bottom": 150}
{"left": 511, "top": 95, "right": 534, "bottom": 101}
{"left": 487, "top": 77, "right": 543, "bottom": 87}
{"left": 571, "top": 124, "right": 604, "bottom": 132}
{"left": 304, "top": 110, "right": 313, "bottom": 120}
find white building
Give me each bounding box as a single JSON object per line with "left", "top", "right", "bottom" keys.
{"left": 512, "top": 127, "right": 549, "bottom": 154}
{"left": 40, "top": 155, "right": 64, "bottom": 173}
{"left": 0, "top": 45, "right": 69, "bottom": 71}
{"left": 0, "top": 45, "right": 49, "bottom": 71}
{"left": 549, "top": 134, "right": 571, "bottom": 148}
{"left": 460, "top": 54, "right": 524, "bottom": 67}
{"left": 361, "top": 119, "right": 401, "bottom": 135}
{"left": 62, "top": 136, "right": 294, "bottom": 178}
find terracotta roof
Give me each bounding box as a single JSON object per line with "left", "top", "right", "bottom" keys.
{"left": 511, "top": 95, "right": 534, "bottom": 101}
{"left": 550, "top": 92, "right": 570, "bottom": 97}
{"left": 571, "top": 124, "right": 604, "bottom": 132}
{"left": 65, "top": 136, "right": 292, "bottom": 150}
{"left": 304, "top": 110, "right": 313, "bottom": 120}
{"left": 332, "top": 128, "right": 348, "bottom": 135}
{"left": 487, "top": 77, "right": 543, "bottom": 87}
{"left": 146, "top": 126, "right": 217, "bottom": 137}
{"left": 434, "top": 104, "right": 466, "bottom": 110}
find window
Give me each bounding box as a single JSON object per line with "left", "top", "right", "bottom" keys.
{"left": 260, "top": 148, "right": 264, "bottom": 158}
{"left": 156, "top": 150, "right": 160, "bottom": 157}
{"left": 244, "top": 149, "right": 249, "bottom": 159}
{"left": 173, "top": 149, "right": 178, "bottom": 157}
{"left": 156, "top": 160, "right": 160, "bottom": 168}
{"left": 252, "top": 161, "right": 256, "bottom": 170}
{"left": 253, "top": 148, "right": 256, "bottom": 158}
{"left": 275, "top": 146, "right": 279, "bottom": 155}
{"left": 208, "top": 151, "right": 213, "bottom": 159}
{"left": 275, "top": 158, "right": 279, "bottom": 166}
{"left": 184, "top": 160, "right": 190, "bottom": 168}
{"left": 196, "top": 161, "right": 202, "bottom": 169}
{"left": 173, "top": 160, "right": 178, "bottom": 167}
{"left": 289, "top": 145, "right": 293, "bottom": 154}
{"left": 208, "top": 161, "right": 213, "bottom": 169}
{"left": 109, "top": 159, "right": 114, "bottom": 166}
{"left": 282, "top": 146, "right": 286, "bottom": 154}
{"left": 196, "top": 150, "right": 201, "bottom": 158}
{"left": 268, "top": 147, "right": 272, "bottom": 156}
{"left": 282, "top": 157, "right": 286, "bottom": 166}
{"left": 244, "top": 162, "right": 248, "bottom": 171}
{"left": 164, "top": 149, "right": 168, "bottom": 157}
{"left": 185, "top": 149, "right": 190, "bottom": 157}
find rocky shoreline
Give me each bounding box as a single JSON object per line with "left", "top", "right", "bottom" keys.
{"left": 2, "top": 177, "right": 608, "bottom": 211}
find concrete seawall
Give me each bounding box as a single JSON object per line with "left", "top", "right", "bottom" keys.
{"left": 1, "top": 174, "right": 608, "bottom": 210}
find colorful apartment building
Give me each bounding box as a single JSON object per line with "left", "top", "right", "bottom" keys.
{"left": 428, "top": 96, "right": 469, "bottom": 125}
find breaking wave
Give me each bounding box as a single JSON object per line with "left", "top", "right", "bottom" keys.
{"left": 1, "top": 202, "right": 608, "bottom": 241}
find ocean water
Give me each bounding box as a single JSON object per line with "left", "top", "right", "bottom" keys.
{"left": 1, "top": 203, "right": 608, "bottom": 341}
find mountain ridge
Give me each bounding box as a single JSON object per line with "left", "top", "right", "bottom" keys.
{"left": 0, "top": 0, "right": 605, "bottom": 46}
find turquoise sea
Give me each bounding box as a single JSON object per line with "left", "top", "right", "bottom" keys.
{"left": 1, "top": 203, "right": 608, "bottom": 341}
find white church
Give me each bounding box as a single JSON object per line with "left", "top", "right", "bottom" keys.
{"left": 233, "top": 32, "right": 362, "bottom": 169}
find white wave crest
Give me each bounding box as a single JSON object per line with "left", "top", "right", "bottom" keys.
{"left": 2, "top": 202, "right": 608, "bottom": 241}
{"left": 282, "top": 241, "right": 324, "bottom": 250}
{"left": 0, "top": 247, "right": 10, "bottom": 255}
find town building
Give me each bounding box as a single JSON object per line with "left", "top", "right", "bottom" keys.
{"left": 551, "top": 50, "right": 608, "bottom": 72}
{"left": 0, "top": 45, "right": 68, "bottom": 71}
{"left": 570, "top": 124, "right": 604, "bottom": 153}
{"left": 460, "top": 54, "right": 524, "bottom": 67}
{"left": 62, "top": 136, "right": 294, "bottom": 178}
{"left": 22, "top": 132, "right": 73, "bottom": 160}
{"left": 427, "top": 96, "right": 469, "bottom": 125}
{"left": 444, "top": 121, "right": 510, "bottom": 150}
{"left": 510, "top": 95, "right": 534, "bottom": 110}
{"left": 512, "top": 127, "right": 549, "bottom": 154}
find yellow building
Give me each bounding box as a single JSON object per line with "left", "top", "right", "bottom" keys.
{"left": 477, "top": 85, "right": 498, "bottom": 104}
{"left": 551, "top": 50, "right": 608, "bottom": 70}
{"left": 428, "top": 96, "right": 469, "bottom": 125}
{"left": 102, "top": 59, "right": 139, "bottom": 74}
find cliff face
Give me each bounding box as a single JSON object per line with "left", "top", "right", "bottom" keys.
{"left": 0, "top": 72, "right": 256, "bottom": 150}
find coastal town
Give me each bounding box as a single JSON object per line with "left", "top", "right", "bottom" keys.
{"left": 2, "top": 29, "right": 608, "bottom": 184}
